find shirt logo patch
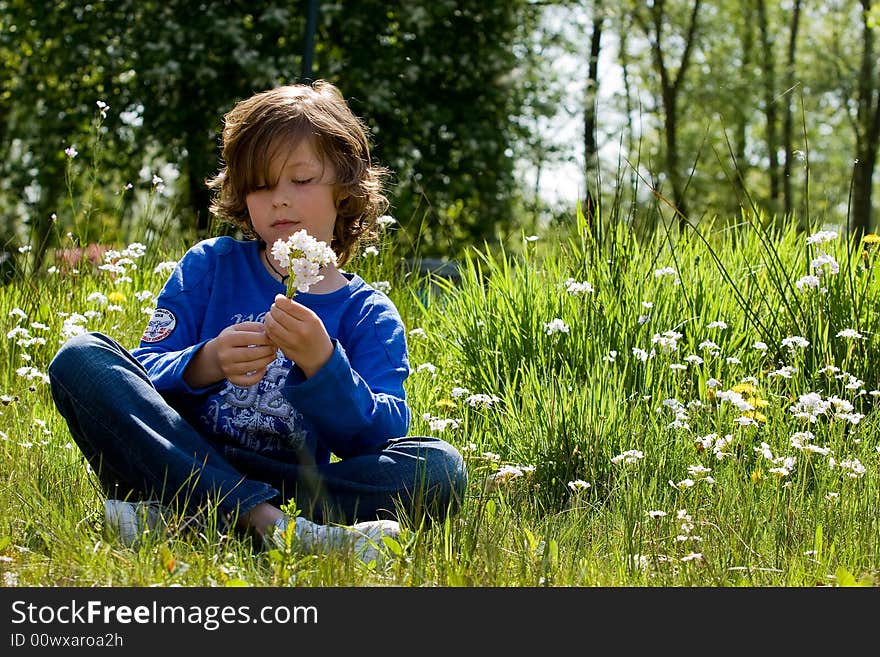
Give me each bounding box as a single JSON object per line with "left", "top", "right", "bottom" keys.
{"left": 141, "top": 308, "right": 177, "bottom": 343}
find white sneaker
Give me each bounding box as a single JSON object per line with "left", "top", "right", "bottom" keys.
{"left": 104, "top": 499, "right": 166, "bottom": 548}
{"left": 269, "top": 516, "right": 400, "bottom": 565}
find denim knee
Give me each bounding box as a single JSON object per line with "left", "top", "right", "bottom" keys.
{"left": 49, "top": 332, "right": 113, "bottom": 382}
{"left": 419, "top": 437, "right": 468, "bottom": 518}
{"left": 438, "top": 439, "right": 468, "bottom": 501}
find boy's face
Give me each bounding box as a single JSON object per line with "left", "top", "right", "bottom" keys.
{"left": 246, "top": 137, "right": 338, "bottom": 252}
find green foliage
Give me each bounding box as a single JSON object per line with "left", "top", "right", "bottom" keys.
{"left": 313, "top": 1, "right": 545, "bottom": 256}
{"left": 1, "top": 0, "right": 548, "bottom": 264}
{"left": 4, "top": 1, "right": 878, "bottom": 267}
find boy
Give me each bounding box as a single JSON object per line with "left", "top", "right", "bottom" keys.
{"left": 49, "top": 80, "right": 467, "bottom": 563}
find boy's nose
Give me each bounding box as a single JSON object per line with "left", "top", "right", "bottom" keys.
{"left": 272, "top": 192, "right": 291, "bottom": 208}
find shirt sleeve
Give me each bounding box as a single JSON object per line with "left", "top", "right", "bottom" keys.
{"left": 131, "top": 245, "right": 217, "bottom": 396}
{"left": 280, "top": 297, "right": 411, "bottom": 459}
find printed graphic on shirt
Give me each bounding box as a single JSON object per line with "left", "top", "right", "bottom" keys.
{"left": 141, "top": 308, "right": 177, "bottom": 343}
{"left": 200, "top": 352, "right": 308, "bottom": 454}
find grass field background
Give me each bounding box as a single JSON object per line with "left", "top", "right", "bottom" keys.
{"left": 1, "top": 203, "right": 878, "bottom": 586}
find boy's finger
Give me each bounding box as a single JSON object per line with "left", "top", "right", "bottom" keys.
{"left": 236, "top": 320, "right": 270, "bottom": 332}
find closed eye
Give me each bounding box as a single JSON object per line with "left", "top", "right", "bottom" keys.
{"left": 292, "top": 178, "right": 314, "bottom": 185}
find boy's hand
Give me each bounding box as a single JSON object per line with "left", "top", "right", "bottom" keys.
{"left": 208, "top": 321, "right": 278, "bottom": 387}
{"left": 264, "top": 294, "right": 333, "bottom": 378}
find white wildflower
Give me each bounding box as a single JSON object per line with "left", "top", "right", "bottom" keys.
{"left": 795, "top": 275, "right": 822, "bottom": 292}
{"left": 781, "top": 336, "right": 810, "bottom": 349}
{"left": 632, "top": 347, "right": 652, "bottom": 362}
{"left": 806, "top": 230, "right": 838, "bottom": 245}
{"left": 465, "top": 394, "right": 501, "bottom": 408}
{"left": 811, "top": 253, "right": 840, "bottom": 275}
{"left": 611, "top": 449, "right": 645, "bottom": 465}
{"left": 563, "top": 278, "right": 594, "bottom": 295}
{"left": 687, "top": 464, "right": 713, "bottom": 478}
{"left": 831, "top": 458, "right": 866, "bottom": 479}
{"left": 768, "top": 365, "right": 798, "bottom": 378}
{"left": 654, "top": 267, "right": 678, "bottom": 278}
{"left": 153, "top": 261, "right": 178, "bottom": 275}
{"left": 652, "top": 329, "right": 682, "bottom": 353}
{"left": 544, "top": 318, "right": 570, "bottom": 335}
{"left": 698, "top": 340, "right": 721, "bottom": 355}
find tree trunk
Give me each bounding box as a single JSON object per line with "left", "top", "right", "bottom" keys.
{"left": 851, "top": 0, "right": 880, "bottom": 238}
{"left": 637, "top": 0, "right": 702, "bottom": 229}
{"left": 781, "top": 0, "right": 802, "bottom": 221}
{"left": 756, "top": 0, "right": 780, "bottom": 214}
{"left": 583, "top": 1, "right": 604, "bottom": 223}
{"left": 851, "top": 157, "right": 877, "bottom": 239}
{"left": 733, "top": 0, "right": 755, "bottom": 204}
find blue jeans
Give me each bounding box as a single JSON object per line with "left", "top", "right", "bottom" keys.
{"left": 48, "top": 332, "right": 468, "bottom": 527}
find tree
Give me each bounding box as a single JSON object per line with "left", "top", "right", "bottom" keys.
{"left": 755, "top": 0, "right": 781, "bottom": 211}
{"left": 2, "top": 1, "right": 550, "bottom": 263}
{"left": 631, "top": 0, "right": 704, "bottom": 227}
{"left": 0, "top": 1, "right": 136, "bottom": 268}
{"left": 316, "top": 0, "right": 544, "bottom": 256}
{"left": 125, "top": 1, "right": 307, "bottom": 235}
{"left": 850, "top": 0, "right": 880, "bottom": 237}
{"left": 755, "top": 0, "right": 803, "bottom": 220}
{"left": 781, "top": 0, "right": 803, "bottom": 219}
{"left": 582, "top": 0, "right": 605, "bottom": 222}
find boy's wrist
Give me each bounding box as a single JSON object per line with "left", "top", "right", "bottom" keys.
{"left": 296, "top": 339, "right": 334, "bottom": 379}
{"left": 183, "top": 339, "right": 223, "bottom": 388}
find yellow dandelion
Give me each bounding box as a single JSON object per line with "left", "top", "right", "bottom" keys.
{"left": 107, "top": 291, "right": 126, "bottom": 303}
{"left": 751, "top": 469, "right": 763, "bottom": 484}
{"left": 744, "top": 410, "right": 768, "bottom": 423}
{"left": 435, "top": 398, "right": 456, "bottom": 411}
{"left": 862, "top": 233, "right": 880, "bottom": 244}
{"left": 747, "top": 397, "right": 770, "bottom": 408}
{"left": 732, "top": 382, "right": 757, "bottom": 395}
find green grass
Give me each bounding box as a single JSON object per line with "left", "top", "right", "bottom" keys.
{"left": 1, "top": 206, "right": 878, "bottom": 587}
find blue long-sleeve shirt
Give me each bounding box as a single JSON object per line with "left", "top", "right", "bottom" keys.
{"left": 133, "top": 236, "right": 411, "bottom": 465}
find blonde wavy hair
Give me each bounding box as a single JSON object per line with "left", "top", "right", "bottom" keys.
{"left": 207, "top": 80, "right": 389, "bottom": 266}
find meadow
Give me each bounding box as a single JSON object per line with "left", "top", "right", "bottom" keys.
{"left": 1, "top": 202, "right": 878, "bottom": 587}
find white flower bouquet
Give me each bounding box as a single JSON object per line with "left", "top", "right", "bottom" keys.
{"left": 270, "top": 229, "right": 337, "bottom": 297}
